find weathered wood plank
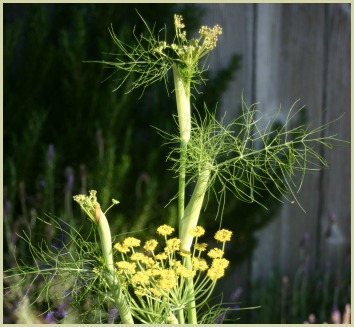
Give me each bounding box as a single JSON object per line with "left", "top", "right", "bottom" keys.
{"left": 320, "top": 3, "right": 351, "bottom": 273}
{"left": 252, "top": 4, "right": 327, "bottom": 277}
{"left": 201, "top": 3, "right": 255, "bottom": 121}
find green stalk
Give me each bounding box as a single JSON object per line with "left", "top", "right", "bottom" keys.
{"left": 173, "top": 63, "right": 213, "bottom": 323}
{"left": 177, "top": 308, "right": 185, "bottom": 324}
{"left": 95, "top": 203, "right": 134, "bottom": 324}
{"left": 180, "top": 167, "right": 211, "bottom": 252}
{"left": 183, "top": 256, "right": 197, "bottom": 324}
{"left": 173, "top": 63, "right": 191, "bottom": 223}
{"left": 172, "top": 64, "right": 191, "bottom": 143}
{"left": 180, "top": 167, "right": 211, "bottom": 324}
{"left": 178, "top": 141, "right": 187, "bottom": 221}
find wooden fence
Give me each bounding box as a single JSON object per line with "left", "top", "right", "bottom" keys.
{"left": 199, "top": 3, "right": 350, "bottom": 287}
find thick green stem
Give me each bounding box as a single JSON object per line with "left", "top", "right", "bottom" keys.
{"left": 177, "top": 309, "right": 185, "bottom": 324}
{"left": 173, "top": 63, "right": 190, "bottom": 222}
{"left": 173, "top": 63, "right": 200, "bottom": 324}
{"left": 179, "top": 168, "right": 211, "bottom": 252}
{"left": 183, "top": 256, "right": 198, "bottom": 324}
{"left": 172, "top": 64, "right": 191, "bottom": 143}
{"left": 95, "top": 203, "right": 134, "bottom": 324}
{"left": 180, "top": 168, "right": 211, "bottom": 324}
{"left": 178, "top": 141, "right": 187, "bottom": 221}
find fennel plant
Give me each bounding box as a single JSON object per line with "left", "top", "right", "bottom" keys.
{"left": 5, "top": 12, "right": 346, "bottom": 324}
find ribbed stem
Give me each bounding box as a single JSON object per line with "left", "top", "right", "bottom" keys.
{"left": 184, "top": 256, "right": 197, "bottom": 324}
{"left": 179, "top": 168, "right": 211, "bottom": 252}
{"left": 95, "top": 203, "right": 134, "bottom": 324}
{"left": 177, "top": 308, "right": 185, "bottom": 324}
{"left": 178, "top": 141, "right": 187, "bottom": 221}
{"left": 173, "top": 63, "right": 190, "bottom": 223}
{"left": 172, "top": 64, "right": 191, "bottom": 143}
{"left": 179, "top": 168, "right": 211, "bottom": 324}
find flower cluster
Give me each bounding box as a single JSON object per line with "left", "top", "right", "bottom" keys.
{"left": 152, "top": 14, "right": 222, "bottom": 67}
{"left": 113, "top": 225, "right": 233, "bottom": 301}
{"left": 199, "top": 24, "right": 223, "bottom": 50}
{"left": 73, "top": 190, "right": 98, "bottom": 222}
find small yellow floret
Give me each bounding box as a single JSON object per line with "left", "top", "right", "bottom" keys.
{"left": 176, "top": 265, "right": 196, "bottom": 278}
{"left": 114, "top": 242, "right": 131, "bottom": 254}
{"left": 207, "top": 267, "right": 225, "bottom": 281}
{"left": 165, "top": 238, "right": 181, "bottom": 252}
{"left": 134, "top": 286, "right": 148, "bottom": 297}
{"left": 207, "top": 248, "right": 224, "bottom": 259}
{"left": 194, "top": 242, "right": 208, "bottom": 251}
{"left": 155, "top": 252, "right": 168, "bottom": 261}
{"left": 192, "top": 257, "right": 209, "bottom": 271}
{"left": 157, "top": 224, "right": 175, "bottom": 236}
{"left": 130, "top": 252, "right": 150, "bottom": 264}
{"left": 189, "top": 226, "right": 205, "bottom": 237}
{"left": 211, "top": 258, "right": 229, "bottom": 269}
{"left": 131, "top": 271, "right": 150, "bottom": 285}
{"left": 115, "top": 261, "right": 136, "bottom": 274}
{"left": 123, "top": 237, "right": 141, "bottom": 247}
{"left": 179, "top": 250, "right": 192, "bottom": 257}
{"left": 143, "top": 239, "right": 158, "bottom": 252}
{"left": 158, "top": 270, "right": 178, "bottom": 290}
{"left": 149, "top": 287, "right": 162, "bottom": 297}
{"left": 214, "top": 229, "right": 233, "bottom": 242}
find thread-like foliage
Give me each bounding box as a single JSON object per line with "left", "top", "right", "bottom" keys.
{"left": 163, "top": 99, "right": 344, "bottom": 213}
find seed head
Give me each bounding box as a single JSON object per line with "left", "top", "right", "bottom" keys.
{"left": 174, "top": 14, "right": 185, "bottom": 29}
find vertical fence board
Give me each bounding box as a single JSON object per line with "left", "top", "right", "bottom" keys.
{"left": 201, "top": 4, "right": 255, "bottom": 120}
{"left": 321, "top": 3, "right": 351, "bottom": 273}
{"left": 252, "top": 4, "right": 328, "bottom": 277}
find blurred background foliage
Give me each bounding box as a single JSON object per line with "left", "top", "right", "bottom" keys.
{"left": 3, "top": 3, "right": 350, "bottom": 324}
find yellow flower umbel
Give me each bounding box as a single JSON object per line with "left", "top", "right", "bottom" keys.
{"left": 111, "top": 224, "right": 234, "bottom": 324}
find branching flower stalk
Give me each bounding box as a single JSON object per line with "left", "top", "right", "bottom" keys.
{"left": 93, "top": 14, "right": 223, "bottom": 322}
{"left": 171, "top": 15, "right": 223, "bottom": 322}
{"left": 111, "top": 223, "right": 233, "bottom": 324}
{"left": 73, "top": 191, "right": 134, "bottom": 324}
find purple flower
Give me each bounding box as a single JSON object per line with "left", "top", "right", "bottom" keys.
{"left": 108, "top": 307, "right": 119, "bottom": 323}
{"left": 45, "top": 303, "right": 67, "bottom": 323}
{"left": 45, "top": 310, "right": 56, "bottom": 323}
